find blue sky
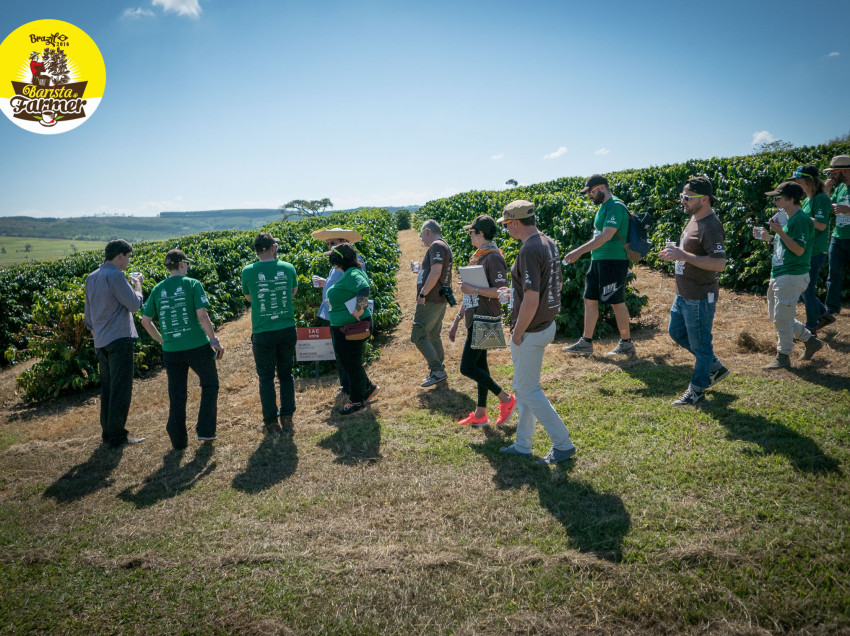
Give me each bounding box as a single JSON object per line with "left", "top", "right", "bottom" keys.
{"left": 0, "top": 0, "right": 847, "bottom": 217}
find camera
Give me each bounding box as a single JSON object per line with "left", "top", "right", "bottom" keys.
{"left": 439, "top": 285, "right": 457, "bottom": 307}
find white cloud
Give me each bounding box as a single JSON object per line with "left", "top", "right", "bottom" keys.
{"left": 152, "top": 0, "right": 202, "bottom": 18}
{"left": 594, "top": 148, "right": 610, "bottom": 155}
{"left": 491, "top": 153, "right": 504, "bottom": 160}
{"left": 752, "top": 130, "right": 775, "bottom": 146}
{"left": 827, "top": 51, "right": 840, "bottom": 57}
{"left": 543, "top": 146, "right": 567, "bottom": 160}
{"left": 122, "top": 7, "right": 155, "bottom": 19}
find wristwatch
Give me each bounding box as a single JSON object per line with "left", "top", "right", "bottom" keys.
{"left": 418, "top": 292, "right": 426, "bottom": 299}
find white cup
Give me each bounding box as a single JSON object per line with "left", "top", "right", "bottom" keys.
{"left": 311, "top": 275, "right": 323, "bottom": 288}
{"left": 665, "top": 241, "right": 676, "bottom": 249}
{"left": 754, "top": 227, "right": 766, "bottom": 240}
{"left": 498, "top": 288, "right": 511, "bottom": 304}
{"left": 411, "top": 261, "right": 420, "bottom": 273}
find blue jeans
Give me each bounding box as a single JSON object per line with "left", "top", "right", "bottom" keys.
{"left": 802, "top": 252, "right": 828, "bottom": 331}
{"left": 826, "top": 237, "right": 850, "bottom": 314}
{"left": 163, "top": 344, "right": 219, "bottom": 449}
{"left": 668, "top": 296, "right": 720, "bottom": 393}
{"left": 252, "top": 327, "right": 297, "bottom": 423}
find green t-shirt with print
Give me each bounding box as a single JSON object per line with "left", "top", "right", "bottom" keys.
{"left": 326, "top": 268, "right": 371, "bottom": 327}
{"left": 832, "top": 182, "right": 850, "bottom": 240}
{"left": 143, "top": 276, "right": 211, "bottom": 352}
{"left": 803, "top": 192, "right": 832, "bottom": 256}
{"left": 241, "top": 259, "right": 297, "bottom": 333}
{"left": 771, "top": 210, "right": 814, "bottom": 278}
{"left": 590, "top": 196, "right": 629, "bottom": 261}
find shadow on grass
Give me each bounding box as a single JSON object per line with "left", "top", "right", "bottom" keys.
{"left": 417, "top": 385, "right": 476, "bottom": 418}
{"left": 232, "top": 433, "right": 298, "bottom": 493}
{"left": 43, "top": 443, "right": 124, "bottom": 503}
{"left": 117, "top": 444, "right": 215, "bottom": 508}
{"left": 708, "top": 391, "right": 842, "bottom": 476}
{"left": 614, "top": 362, "right": 842, "bottom": 475}
{"left": 470, "top": 429, "right": 631, "bottom": 563}
{"left": 598, "top": 357, "right": 695, "bottom": 399}
{"left": 319, "top": 409, "right": 381, "bottom": 465}
{"left": 787, "top": 359, "right": 850, "bottom": 392}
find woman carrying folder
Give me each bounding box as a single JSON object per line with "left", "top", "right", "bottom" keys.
{"left": 448, "top": 215, "right": 517, "bottom": 426}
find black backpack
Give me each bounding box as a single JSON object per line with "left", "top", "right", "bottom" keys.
{"left": 614, "top": 204, "right": 652, "bottom": 262}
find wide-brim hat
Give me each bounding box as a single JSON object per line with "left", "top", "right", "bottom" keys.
{"left": 311, "top": 227, "right": 362, "bottom": 243}
{"left": 824, "top": 155, "right": 850, "bottom": 172}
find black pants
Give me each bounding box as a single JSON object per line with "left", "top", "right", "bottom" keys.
{"left": 330, "top": 322, "right": 373, "bottom": 404}
{"left": 252, "top": 327, "right": 297, "bottom": 423}
{"left": 459, "top": 328, "right": 503, "bottom": 408}
{"left": 96, "top": 337, "right": 135, "bottom": 447}
{"left": 163, "top": 344, "right": 219, "bottom": 449}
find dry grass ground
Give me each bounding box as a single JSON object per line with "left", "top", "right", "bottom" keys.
{"left": 0, "top": 229, "right": 848, "bottom": 634}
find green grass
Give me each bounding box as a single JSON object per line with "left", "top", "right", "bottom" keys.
{"left": 0, "top": 237, "right": 105, "bottom": 267}
{"left": 1, "top": 363, "right": 848, "bottom": 633}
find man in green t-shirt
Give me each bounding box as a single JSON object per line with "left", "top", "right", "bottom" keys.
{"left": 823, "top": 154, "right": 850, "bottom": 322}
{"left": 753, "top": 182, "right": 822, "bottom": 369}
{"left": 562, "top": 174, "right": 635, "bottom": 357}
{"left": 141, "top": 249, "right": 225, "bottom": 450}
{"left": 241, "top": 233, "right": 299, "bottom": 435}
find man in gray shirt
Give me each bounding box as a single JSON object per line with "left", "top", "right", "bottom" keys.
{"left": 84, "top": 239, "right": 145, "bottom": 448}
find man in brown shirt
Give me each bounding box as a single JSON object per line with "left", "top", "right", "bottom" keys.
{"left": 412, "top": 219, "right": 454, "bottom": 387}
{"left": 497, "top": 200, "right": 576, "bottom": 465}
{"left": 659, "top": 177, "right": 728, "bottom": 406}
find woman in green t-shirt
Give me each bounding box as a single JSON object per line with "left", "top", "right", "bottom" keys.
{"left": 753, "top": 182, "right": 822, "bottom": 369}
{"left": 325, "top": 243, "right": 379, "bottom": 416}
{"left": 792, "top": 165, "right": 832, "bottom": 333}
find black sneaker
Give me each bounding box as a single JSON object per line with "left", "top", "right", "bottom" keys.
{"left": 708, "top": 365, "right": 730, "bottom": 387}
{"left": 672, "top": 389, "right": 704, "bottom": 406}
{"left": 339, "top": 401, "right": 366, "bottom": 416}
{"left": 816, "top": 312, "right": 836, "bottom": 330}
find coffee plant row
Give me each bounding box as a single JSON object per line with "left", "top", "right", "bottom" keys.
{"left": 1, "top": 209, "right": 401, "bottom": 402}
{"left": 417, "top": 141, "right": 850, "bottom": 336}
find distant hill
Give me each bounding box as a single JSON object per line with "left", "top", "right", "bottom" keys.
{"left": 0, "top": 206, "right": 421, "bottom": 242}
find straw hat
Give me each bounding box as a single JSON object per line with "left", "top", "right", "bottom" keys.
{"left": 310, "top": 227, "right": 362, "bottom": 242}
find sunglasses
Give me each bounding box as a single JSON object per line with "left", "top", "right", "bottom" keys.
{"left": 771, "top": 195, "right": 785, "bottom": 202}
{"left": 586, "top": 184, "right": 604, "bottom": 196}
{"left": 680, "top": 193, "right": 704, "bottom": 202}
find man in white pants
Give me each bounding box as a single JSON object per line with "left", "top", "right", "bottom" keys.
{"left": 497, "top": 200, "right": 577, "bottom": 465}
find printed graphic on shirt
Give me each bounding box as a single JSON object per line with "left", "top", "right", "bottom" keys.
{"left": 0, "top": 20, "right": 106, "bottom": 134}
{"left": 255, "top": 269, "right": 292, "bottom": 320}
{"left": 158, "top": 285, "right": 193, "bottom": 339}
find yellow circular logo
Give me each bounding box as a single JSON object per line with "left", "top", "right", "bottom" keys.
{"left": 0, "top": 19, "right": 106, "bottom": 134}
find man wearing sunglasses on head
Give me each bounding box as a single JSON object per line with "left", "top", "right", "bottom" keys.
{"left": 659, "top": 177, "right": 729, "bottom": 406}
{"left": 562, "top": 174, "right": 635, "bottom": 357}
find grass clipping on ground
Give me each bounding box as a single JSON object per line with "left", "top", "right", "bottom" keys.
{"left": 0, "top": 229, "right": 848, "bottom": 634}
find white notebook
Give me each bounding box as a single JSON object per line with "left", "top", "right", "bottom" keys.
{"left": 457, "top": 265, "right": 489, "bottom": 288}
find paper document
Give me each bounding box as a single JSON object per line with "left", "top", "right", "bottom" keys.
{"left": 457, "top": 265, "right": 489, "bottom": 288}
{"left": 344, "top": 297, "right": 374, "bottom": 314}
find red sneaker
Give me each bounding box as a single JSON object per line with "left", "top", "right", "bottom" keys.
{"left": 457, "top": 412, "right": 489, "bottom": 427}
{"left": 495, "top": 394, "right": 517, "bottom": 425}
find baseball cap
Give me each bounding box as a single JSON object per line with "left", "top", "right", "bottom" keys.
{"left": 462, "top": 215, "right": 498, "bottom": 236}
{"left": 164, "top": 249, "right": 193, "bottom": 266}
{"left": 580, "top": 174, "right": 608, "bottom": 194}
{"left": 824, "top": 154, "right": 850, "bottom": 172}
{"left": 685, "top": 176, "right": 719, "bottom": 204}
{"left": 790, "top": 165, "right": 819, "bottom": 180}
{"left": 254, "top": 232, "right": 281, "bottom": 251}
{"left": 764, "top": 181, "right": 805, "bottom": 200}
{"left": 496, "top": 200, "right": 534, "bottom": 223}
